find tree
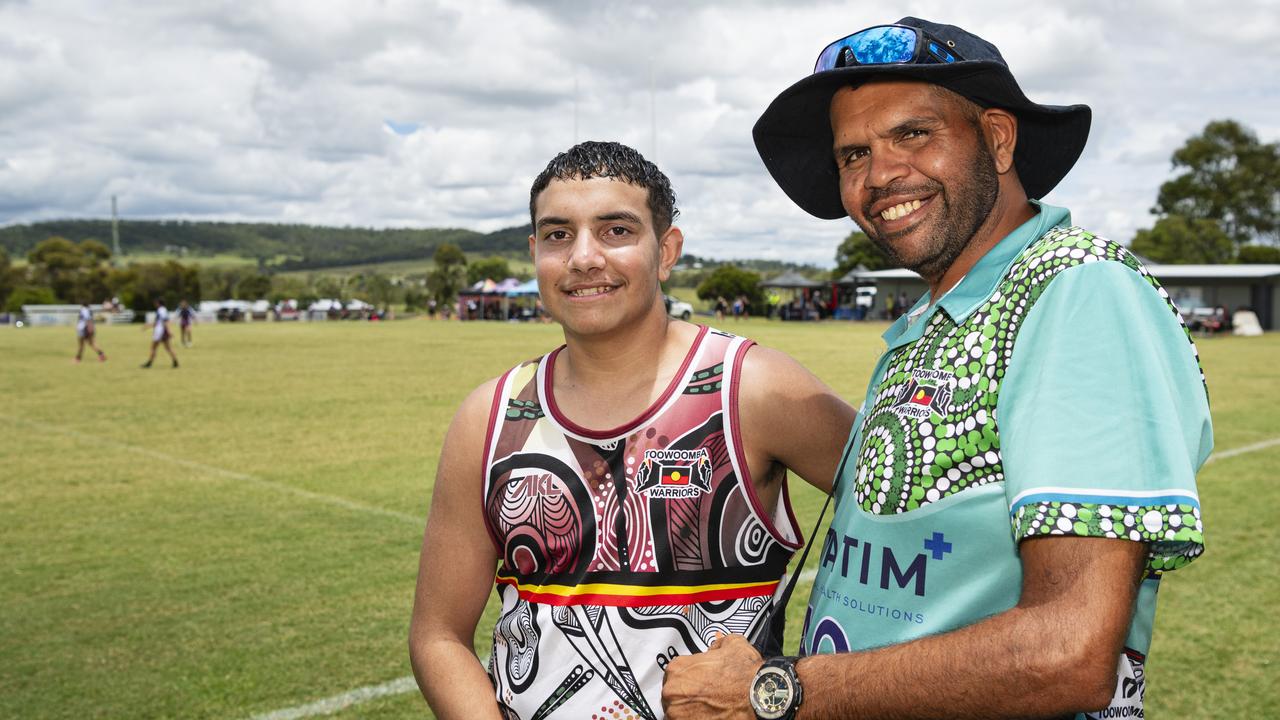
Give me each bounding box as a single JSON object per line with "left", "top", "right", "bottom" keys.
{"left": 234, "top": 273, "right": 272, "bottom": 300}
{"left": 5, "top": 285, "right": 56, "bottom": 313}
{"left": 26, "top": 236, "right": 114, "bottom": 302}
{"left": 429, "top": 243, "right": 467, "bottom": 306}
{"left": 0, "top": 247, "right": 14, "bottom": 309}
{"left": 114, "top": 261, "right": 201, "bottom": 312}
{"left": 467, "top": 256, "right": 512, "bottom": 286}
{"left": 696, "top": 266, "right": 763, "bottom": 307}
{"left": 1153, "top": 119, "right": 1280, "bottom": 245}
{"left": 1238, "top": 244, "right": 1280, "bottom": 264}
{"left": 832, "top": 229, "right": 896, "bottom": 279}
{"left": 1130, "top": 215, "right": 1235, "bottom": 264}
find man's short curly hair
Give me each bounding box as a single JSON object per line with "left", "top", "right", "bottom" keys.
{"left": 529, "top": 141, "right": 679, "bottom": 235}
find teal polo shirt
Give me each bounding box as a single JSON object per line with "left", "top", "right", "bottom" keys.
{"left": 802, "top": 202, "right": 1211, "bottom": 719}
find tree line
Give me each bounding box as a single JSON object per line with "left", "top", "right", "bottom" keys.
{"left": 0, "top": 220, "right": 531, "bottom": 272}
{"left": 0, "top": 236, "right": 538, "bottom": 315}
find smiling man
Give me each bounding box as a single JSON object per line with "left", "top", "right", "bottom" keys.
{"left": 661, "top": 18, "right": 1212, "bottom": 720}
{"left": 409, "top": 141, "right": 855, "bottom": 719}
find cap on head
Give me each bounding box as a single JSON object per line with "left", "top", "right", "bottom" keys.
{"left": 753, "top": 16, "right": 1091, "bottom": 219}
{"left": 529, "top": 140, "right": 679, "bottom": 233}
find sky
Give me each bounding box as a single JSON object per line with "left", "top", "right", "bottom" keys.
{"left": 2, "top": 0, "right": 1278, "bottom": 267}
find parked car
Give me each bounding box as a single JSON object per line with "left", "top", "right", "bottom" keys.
{"left": 665, "top": 294, "right": 694, "bottom": 320}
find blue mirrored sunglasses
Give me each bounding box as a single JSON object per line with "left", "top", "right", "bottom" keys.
{"left": 814, "top": 25, "right": 961, "bottom": 73}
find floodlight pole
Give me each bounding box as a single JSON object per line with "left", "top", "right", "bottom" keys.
{"left": 111, "top": 195, "right": 122, "bottom": 263}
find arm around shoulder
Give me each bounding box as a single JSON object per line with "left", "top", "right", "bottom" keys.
{"left": 408, "top": 378, "right": 504, "bottom": 720}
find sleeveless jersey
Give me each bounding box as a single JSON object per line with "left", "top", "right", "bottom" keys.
{"left": 482, "top": 326, "right": 802, "bottom": 720}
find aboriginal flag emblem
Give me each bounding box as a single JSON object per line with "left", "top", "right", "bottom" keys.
{"left": 635, "top": 449, "right": 713, "bottom": 497}
{"left": 893, "top": 370, "right": 955, "bottom": 419}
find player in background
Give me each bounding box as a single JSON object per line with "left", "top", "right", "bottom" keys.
{"left": 142, "top": 298, "right": 179, "bottom": 369}
{"left": 74, "top": 302, "right": 106, "bottom": 363}
{"left": 178, "top": 300, "right": 195, "bottom": 347}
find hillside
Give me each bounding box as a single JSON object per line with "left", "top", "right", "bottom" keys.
{"left": 0, "top": 220, "right": 532, "bottom": 271}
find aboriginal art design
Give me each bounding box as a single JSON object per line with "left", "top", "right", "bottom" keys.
{"left": 848, "top": 227, "right": 1205, "bottom": 571}
{"left": 482, "top": 327, "right": 802, "bottom": 719}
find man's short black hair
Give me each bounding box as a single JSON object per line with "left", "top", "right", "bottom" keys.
{"left": 529, "top": 141, "right": 679, "bottom": 234}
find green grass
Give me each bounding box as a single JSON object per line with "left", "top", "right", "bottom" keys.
{"left": 0, "top": 320, "right": 1275, "bottom": 718}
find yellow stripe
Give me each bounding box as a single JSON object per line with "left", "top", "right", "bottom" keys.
{"left": 496, "top": 575, "right": 774, "bottom": 597}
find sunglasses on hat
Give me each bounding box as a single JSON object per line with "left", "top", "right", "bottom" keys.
{"left": 814, "top": 24, "right": 962, "bottom": 73}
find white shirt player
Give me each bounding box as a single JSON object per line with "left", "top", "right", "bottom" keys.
{"left": 153, "top": 305, "right": 170, "bottom": 342}
{"left": 76, "top": 306, "right": 92, "bottom": 336}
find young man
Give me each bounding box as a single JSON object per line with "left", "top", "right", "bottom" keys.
{"left": 74, "top": 302, "right": 107, "bottom": 363}
{"left": 409, "top": 141, "right": 855, "bottom": 720}
{"left": 663, "top": 18, "right": 1211, "bottom": 720}
{"left": 142, "top": 298, "right": 179, "bottom": 369}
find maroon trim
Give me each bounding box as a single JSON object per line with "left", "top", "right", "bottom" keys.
{"left": 480, "top": 365, "right": 519, "bottom": 553}
{"left": 542, "top": 325, "right": 710, "bottom": 440}
{"left": 730, "top": 341, "right": 803, "bottom": 550}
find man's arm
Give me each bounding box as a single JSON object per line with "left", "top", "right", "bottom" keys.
{"left": 737, "top": 345, "right": 857, "bottom": 495}
{"left": 662, "top": 535, "right": 1145, "bottom": 719}
{"left": 408, "top": 379, "right": 503, "bottom": 720}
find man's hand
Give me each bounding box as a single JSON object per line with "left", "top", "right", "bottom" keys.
{"left": 662, "top": 634, "right": 762, "bottom": 720}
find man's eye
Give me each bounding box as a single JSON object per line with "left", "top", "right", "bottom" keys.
{"left": 606, "top": 226, "right": 630, "bottom": 237}
{"left": 545, "top": 230, "right": 569, "bottom": 241}
{"left": 903, "top": 129, "right": 928, "bottom": 140}
{"left": 840, "top": 149, "right": 869, "bottom": 167}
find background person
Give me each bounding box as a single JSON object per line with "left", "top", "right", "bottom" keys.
{"left": 177, "top": 300, "right": 195, "bottom": 347}
{"left": 142, "top": 298, "right": 179, "bottom": 369}
{"left": 74, "top": 302, "right": 106, "bottom": 363}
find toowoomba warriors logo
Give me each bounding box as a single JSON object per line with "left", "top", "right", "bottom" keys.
{"left": 892, "top": 368, "right": 956, "bottom": 420}
{"left": 634, "top": 448, "right": 712, "bottom": 499}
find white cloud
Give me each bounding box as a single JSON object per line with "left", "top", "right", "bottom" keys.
{"left": 0, "top": 0, "right": 1277, "bottom": 265}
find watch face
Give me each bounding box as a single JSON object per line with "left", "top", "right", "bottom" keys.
{"left": 750, "top": 667, "right": 794, "bottom": 720}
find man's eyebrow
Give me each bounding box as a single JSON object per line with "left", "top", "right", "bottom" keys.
{"left": 886, "top": 115, "right": 942, "bottom": 136}
{"left": 833, "top": 115, "right": 943, "bottom": 159}
{"left": 535, "top": 216, "right": 570, "bottom": 230}
{"left": 596, "top": 211, "right": 644, "bottom": 224}
{"left": 833, "top": 142, "right": 866, "bottom": 160}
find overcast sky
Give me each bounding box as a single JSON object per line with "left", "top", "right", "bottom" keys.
{"left": 2, "top": 0, "right": 1278, "bottom": 266}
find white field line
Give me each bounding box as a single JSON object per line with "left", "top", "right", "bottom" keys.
{"left": 232, "top": 436, "right": 1280, "bottom": 720}
{"left": 1203, "top": 436, "right": 1280, "bottom": 464}
{"left": 1, "top": 415, "right": 422, "bottom": 525}
{"left": 247, "top": 676, "right": 420, "bottom": 720}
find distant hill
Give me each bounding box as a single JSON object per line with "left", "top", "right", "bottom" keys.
{"left": 0, "top": 219, "right": 533, "bottom": 271}
{"left": 0, "top": 219, "right": 828, "bottom": 275}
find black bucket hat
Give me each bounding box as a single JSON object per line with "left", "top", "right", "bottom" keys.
{"left": 753, "top": 17, "right": 1091, "bottom": 219}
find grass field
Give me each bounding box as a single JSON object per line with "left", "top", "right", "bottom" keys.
{"left": 1, "top": 319, "right": 1276, "bottom": 719}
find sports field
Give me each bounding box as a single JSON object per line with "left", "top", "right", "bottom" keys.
{"left": 1, "top": 319, "right": 1276, "bottom": 719}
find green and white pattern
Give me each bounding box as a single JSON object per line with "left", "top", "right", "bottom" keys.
{"left": 850, "top": 226, "right": 1205, "bottom": 573}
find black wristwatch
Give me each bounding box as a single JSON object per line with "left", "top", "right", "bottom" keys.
{"left": 749, "top": 655, "right": 803, "bottom": 720}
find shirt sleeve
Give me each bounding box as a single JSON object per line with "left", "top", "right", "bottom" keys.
{"left": 998, "top": 260, "right": 1212, "bottom": 574}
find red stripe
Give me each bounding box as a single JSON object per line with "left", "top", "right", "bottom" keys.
{"left": 504, "top": 583, "right": 780, "bottom": 607}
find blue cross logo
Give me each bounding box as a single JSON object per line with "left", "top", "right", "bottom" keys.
{"left": 923, "top": 532, "right": 953, "bottom": 560}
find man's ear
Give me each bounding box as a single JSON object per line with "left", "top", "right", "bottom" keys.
{"left": 657, "top": 226, "right": 684, "bottom": 283}
{"left": 981, "top": 108, "right": 1019, "bottom": 175}
{"left": 528, "top": 232, "right": 536, "bottom": 264}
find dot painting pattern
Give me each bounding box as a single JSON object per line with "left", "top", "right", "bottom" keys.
{"left": 849, "top": 226, "right": 1205, "bottom": 572}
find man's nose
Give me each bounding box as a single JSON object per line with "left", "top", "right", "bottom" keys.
{"left": 864, "top": 146, "right": 910, "bottom": 189}
{"left": 567, "top": 229, "right": 605, "bottom": 272}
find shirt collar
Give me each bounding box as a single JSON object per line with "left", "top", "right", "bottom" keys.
{"left": 881, "top": 201, "right": 1072, "bottom": 345}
